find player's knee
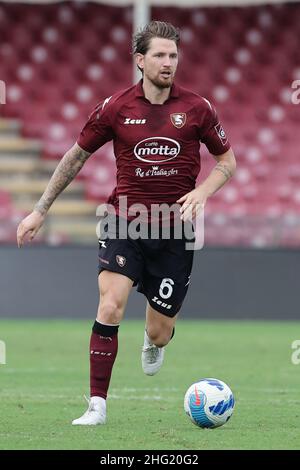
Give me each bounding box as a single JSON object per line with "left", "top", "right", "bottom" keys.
{"left": 97, "top": 299, "right": 123, "bottom": 324}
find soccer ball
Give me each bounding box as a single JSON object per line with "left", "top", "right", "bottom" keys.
{"left": 184, "top": 378, "right": 235, "bottom": 428}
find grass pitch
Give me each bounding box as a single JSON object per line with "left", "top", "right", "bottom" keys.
{"left": 0, "top": 319, "right": 299, "bottom": 450}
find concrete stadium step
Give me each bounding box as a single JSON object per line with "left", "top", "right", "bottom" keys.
{"left": 0, "top": 121, "right": 98, "bottom": 244}
{"left": 0, "top": 118, "right": 21, "bottom": 138}
{"left": 0, "top": 156, "right": 59, "bottom": 175}
{"left": 0, "top": 136, "right": 41, "bottom": 156}
{"left": 0, "top": 177, "right": 84, "bottom": 199}
{"left": 0, "top": 156, "right": 40, "bottom": 174}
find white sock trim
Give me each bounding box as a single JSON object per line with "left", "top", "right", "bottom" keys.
{"left": 95, "top": 319, "right": 120, "bottom": 327}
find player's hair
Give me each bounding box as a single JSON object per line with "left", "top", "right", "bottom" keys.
{"left": 133, "top": 21, "right": 180, "bottom": 73}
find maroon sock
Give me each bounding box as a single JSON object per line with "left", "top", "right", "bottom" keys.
{"left": 90, "top": 322, "right": 119, "bottom": 399}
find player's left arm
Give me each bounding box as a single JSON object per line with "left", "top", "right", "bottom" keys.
{"left": 177, "top": 147, "right": 236, "bottom": 221}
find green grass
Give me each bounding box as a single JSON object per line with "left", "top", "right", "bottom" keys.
{"left": 0, "top": 319, "right": 299, "bottom": 450}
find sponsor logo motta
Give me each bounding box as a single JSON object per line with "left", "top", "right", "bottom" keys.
{"left": 134, "top": 137, "right": 180, "bottom": 163}
{"left": 124, "top": 117, "right": 146, "bottom": 124}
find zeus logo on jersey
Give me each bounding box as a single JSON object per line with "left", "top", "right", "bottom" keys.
{"left": 134, "top": 137, "right": 180, "bottom": 163}
{"left": 124, "top": 118, "right": 146, "bottom": 125}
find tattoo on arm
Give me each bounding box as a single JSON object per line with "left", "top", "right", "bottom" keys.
{"left": 34, "top": 143, "right": 91, "bottom": 215}
{"left": 213, "top": 162, "right": 233, "bottom": 180}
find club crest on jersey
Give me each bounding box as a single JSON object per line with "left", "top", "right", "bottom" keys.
{"left": 170, "top": 113, "right": 186, "bottom": 129}
{"left": 116, "top": 255, "right": 126, "bottom": 267}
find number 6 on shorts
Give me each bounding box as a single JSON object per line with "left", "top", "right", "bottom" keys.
{"left": 159, "top": 278, "right": 174, "bottom": 299}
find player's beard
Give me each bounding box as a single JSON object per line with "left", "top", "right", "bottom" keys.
{"left": 148, "top": 72, "right": 174, "bottom": 89}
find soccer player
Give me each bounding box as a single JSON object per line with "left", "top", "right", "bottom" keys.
{"left": 17, "top": 21, "right": 236, "bottom": 425}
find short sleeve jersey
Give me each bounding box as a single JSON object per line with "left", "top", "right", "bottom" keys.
{"left": 78, "top": 80, "right": 231, "bottom": 220}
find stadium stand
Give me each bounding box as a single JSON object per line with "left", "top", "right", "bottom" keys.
{"left": 0, "top": 1, "right": 299, "bottom": 246}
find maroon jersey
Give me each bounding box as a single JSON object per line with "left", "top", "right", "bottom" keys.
{"left": 78, "top": 80, "right": 231, "bottom": 221}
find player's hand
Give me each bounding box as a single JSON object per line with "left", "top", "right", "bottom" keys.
{"left": 17, "top": 210, "right": 46, "bottom": 247}
{"left": 177, "top": 185, "right": 208, "bottom": 222}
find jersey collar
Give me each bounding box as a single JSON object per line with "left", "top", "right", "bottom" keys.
{"left": 135, "top": 79, "right": 179, "bottom": 102}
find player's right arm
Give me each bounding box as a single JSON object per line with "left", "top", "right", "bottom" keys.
{"left": 17, "top": 143, "right": 91, "bottom": 247}
{"left": 17, "top": 95, "right": 115, "bottom": 247}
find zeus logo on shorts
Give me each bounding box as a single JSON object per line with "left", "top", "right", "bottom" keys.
{"left": 134, "top": 137, "right": 180, "bottom": 163}
{"left": 152, "top": 296, "right": 172, "bottom": 310}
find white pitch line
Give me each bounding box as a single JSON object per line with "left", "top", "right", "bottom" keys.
{"left": 111, "top": 387, "right": 180, "bottom": 392}
{"left": 0, "top": 394, "right": 178, "bottom": 402}
{"left": 1, "top": 368, "right": 70, "bottom": 374}
{"left": 108, "top": 394, "right": 164, "bottom": 401}
{"left": 235, "top": 387, "right": 300, "bottom": 393}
